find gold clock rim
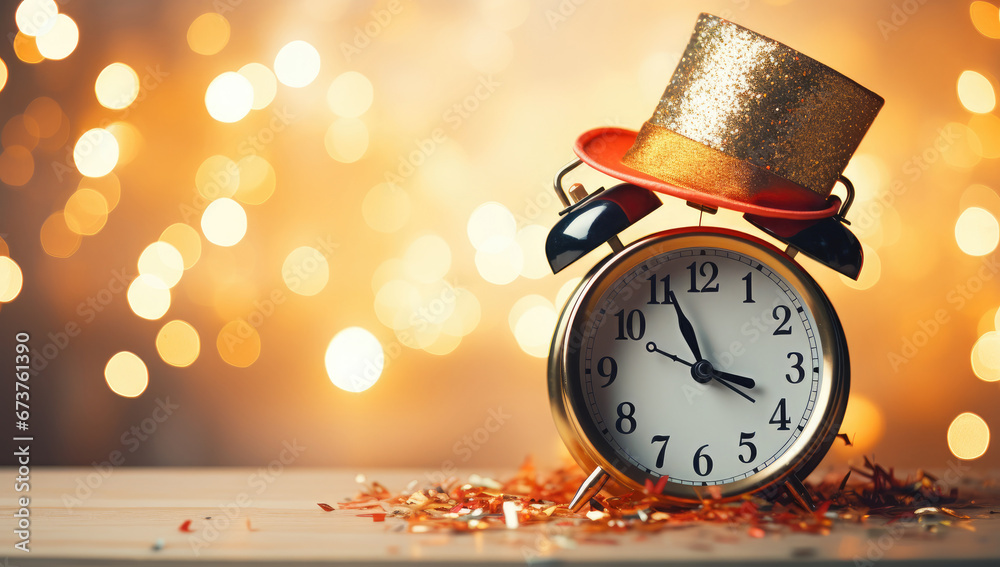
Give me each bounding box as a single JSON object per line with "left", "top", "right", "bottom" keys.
{"left": 548, "top": 226, "right": 849, "bottom": 504}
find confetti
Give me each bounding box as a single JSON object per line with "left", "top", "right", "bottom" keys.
{"left": 178, "top": 519, "right": 194, "bottom": 532}
{"left": 317, "top": 503, "right": 335, "bottom": 512}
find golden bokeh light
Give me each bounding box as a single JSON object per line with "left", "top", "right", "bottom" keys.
{"left": 941, "top": 121, "right": 983, "bottom": 169}
{"left": 201, "top": 197, "right": 247, "bottom": 247}
{"left": 281, "top": 246, "right": 330, "bottom": 296}
{"left": 971, "top": 1, "right": 1000, "bottom": 38}
{"left": 39, "top": 211, "right": 81, "bottom": 258}
{"left": 479, "top": 0, "right": 531, "bottom": 31}
{"left": 196, "top": 155, "right": 240, "bottom": 199}
{"left": 833, "top": 394, "right": 885, "bottom": 454}
{"left": 217, "top": 319, "right": 261, "bottom": 368}
{"left": 95, "top": 62, "right": 140, "bottom": 110}
{"left": 325, "top": 327, "right": 384, "bottom": 392}
{"left": 327, "top": 71, "right": 374, "bottom": 117}
{"left": 0, "top": 145, "right": 34, "bottom": 186}
{"left": 156, "top": 320, "right": 201, "bottom": 368}
{"left": 24, "top": 96, "right": 62, "bottom": 138}
{"left": 0, "top": 235, "right": 8, "bottom": 257}
{"left": 2, "top": 115, "right": 39, "bottom": 151}
{"left": 127, "top": 274, "right": 171, "bottom": 320}
{"left": 324, "top": 117, "right": 369, "bottom": 163}
{"left": 955, "top": 206, "right": 999, "bottom": 256}
{"left": 0, "top": 256, "right": 24, "bottom": 303}
{"left": 78, "top": 173, "right": 121, "bottom": 212}
{"left": 555, "top": 276, "right": 583, "bottom": 308}
{"left": 187, "top": 12, "right": 230, "bottom": 56}
{"left": 15, "top": 0, "right": 58, "bottom": 37}
{"left": 958, "top": 70, "right": 996, "bottom": 114}
{"left": 63, "top": 188, "right": 109, "bottom": 235}
{"left": 476, "top": 242, "right": 523, "bottom": 285}
{"left": 840, "top": 243, "right": 881, "bottom": 291}
{"left": 468, "top": 201, "right": 516, "bottom": 253}
{"left": 960, "top": 183, "right": 1000, "bottom": 212}
{"left": 73, "top": 128, "right": 119, "bottom": 177}
{"left": 35, "top": 13, "right": 78, "bottom": 60}
{"left": 0, "top": 58, "right": 7, "bottom": 92}
{"left": 362, "top": 182, "right": 410, "bottom": 233}
{"left": 374, "top": 279, "right": 420, "bottom": 330}
{"left": 138, "top": 242, "right": 184, "bottom": 289}
{"left": 947, "top": 412, "right": 990, "bottom": 460}
{"left": 106, "top": 121, "right": 142, "bottom": 166}
{"left": 274, "top": 40, "right": 320, "bottom": 88}
{"left": 238, "top": 62, "right": 277, "bottom": 110}
{"left": 971, "top": 331, "right": 1000, "bottom": 382}
{"left": 424, "top": 331, "right": 462, "bottom": 356}
{"left": 968, "top": 113, "right": 1000, "bottom": 159}
{"left": 442, "top": 288, "right": 482, "bottom": 337}
{"left": 462, "top": 26, "right": 513, "bottom": 75}
{"left": 205, "top": 71, "right": 254, "bottom": 123}
{"left": 509, "top": 295, "right": 557, "bottom": 358}
{"left": 159, "top": 223, "right": 202, "bottom": 270}
{"left": 404, "top": 234, "right": 451, "bottom": 284}
{"left": 104, "top": 351, "right": 148, "bottom": 398}
{"left": 516, "top": 224, "right": 550, "bottom": 279}
{"left": 234, "top": 155, "right": 276, "bottom": 205}
{"left": 13, "top": 32, "right": 44, "bottom": 64}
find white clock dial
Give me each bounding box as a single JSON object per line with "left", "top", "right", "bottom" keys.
{"left": 580, "top": 245, "right": 822, "bottom": 486}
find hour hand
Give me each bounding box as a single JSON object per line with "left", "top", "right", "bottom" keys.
{"left": 669, "top": 291, "right": 702, "bottom": 362}
{"left": 712, "top": 370, "right": 755, "bottom": 389}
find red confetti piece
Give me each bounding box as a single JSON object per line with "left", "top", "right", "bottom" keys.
{"left": 246, "top": 518, "right": 258, "bottom": 531}
{"left": 178, "top": 519, "right": 194, "bottom": 533}
{"left": 317, "top": 503, "right": 335, "bottom": 512}
{"left": 357, "top": 513, "right": 387, "bottom": 522}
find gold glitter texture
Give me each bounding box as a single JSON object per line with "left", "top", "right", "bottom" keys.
{"left": 624, "top": 13, "right": 883, "bottom": 201}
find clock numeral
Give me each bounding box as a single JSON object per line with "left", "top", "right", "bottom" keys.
{"left": 615, "top": 401, "right": 636, "bottom": 434}
{"left": 785, "top": 352, "right": 805, "bottom": 384}
{"left": 772, "top": 305, "right": 793, "bottom": 335}
{"left": 693, "top": 444, "right": 714, "bottom": 477}
{"left": 651, "top": 435, "right": 670, "bottom": 468}
{"left": 646, "top": 274, "right": 675, "bottom": 305}
{"left": 742, "top": 272, "right": 755, "bottom": 303}
{"left": 614, "top": 309, "right": 646, "bottom": 341}
{"left": 686, "top": 261, "right": 720, "bottom": 293}
{"left": 597, "top": 356, "right": 617, "bottom": 388}
{"left": 738, "top": 431, "right": 757, "bottom": 464}
{"left": 769, "top": 398, "right": 791, "bottom": 431}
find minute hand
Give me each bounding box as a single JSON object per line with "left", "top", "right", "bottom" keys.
{"left": 669, "top": 291, "right": 702, "bottom": 362}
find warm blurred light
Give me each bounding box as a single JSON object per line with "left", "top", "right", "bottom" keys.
{"left": 404, "top": 234, "right": 451, "bottom": 283}
{"left": 138, "top": 242, "right": 184, "bottom": 289}
{"left": 476, "top": 242, "right": 523, "bottom": 285}
{"left": 555, "top": 276, "right": 582, "bottom": 308}
{"left": 15, "top": 0, "right": 58, "bottom": 37}
{"left": 955, "top": 206, "right": 999, "bottom": 256}
{"left": 638, "top": 51, "right": 680, "bottom": 102}
{"left": 0, "top": 58, "right": 9, "bottom": 93}
{"left": 105, "top": 121, "right": 142, "bottom": 166}
{"left": 0, "top": 146, "right": 34, "bottom": 186}
{"left": 104, "top": 351, "right": 148, "bottom": 398}
{"left": 39, "top": 211, "right": 81, "bottom": 258}
{"left": 325, "top": 327, "right": 384, "bottom": 392}
{"left": 73, "top": 128, "right": 119, "bottom": 177}
{"left": 843, "top": 153, "right": 888, "bottom": 206}
{"left": 0, "top": 235, "right": 7, "bottom": 257}
{"left": 79, "top": 173, "right": 121, "bottom": 212}
{"left": 0, "top": 256, "right": 24, "bottom": 303}
{"left": 424, "top": 332, "right": 462, "bottom": 356}
{"left": 968, "top": 113, "right": 1000, "bottom": 159}
{"left": 282, "top": 246, "right": 330, "bottom": 296}
{"left": 841, "top": 243, "right": 880, "bottom": 290}
{"left": 156, "top": 320, "right": 200, "bottom": 367}
{"left": 205, "top": 72, "right": 254, "bottom": 123}
{"left": 127, "top": 275, "right": 171, "bottom": 320}
{"left": 2, "top": 115, "right": 40, "bottom": 151}
{"left": 13, "top": 32, "right": 44, "bottom": 64}
{"left": 443, "top": 288, "right": 482, "bottom": 337}
{"left": 509, "top": 295, "right": 557, "bottom": 358}
{"left": 942, "top": 121, "right": 983, "bottom": 169}
{"left": 95, "top": 63, "right": 140, "bottom": 110}
{"left": 327, "top": 71, "right": 374, "bottom": 117}
{"left": 362, "top": 182, "right": 410, "bottom": 233}
{"left": 374, "top": 279, "right": 419, "bottom": 330}
{"left": 187, "top": 12, "right": 230, "bottom": 56}
{"left": 960, "top": 183, "right": 1000, "bottom": 212}
{"left": 201, "top": 198, "right": 247, "bottom": 247}
{"left": 971, "top": 331, "right": 1000, "bottom": 382}
{"left": 958, "top": 70, "right": 996, "bottom": 114}
{"left": 978, "top": 307, "right": 999, "bottom": 336}
{"left": 234, "top": 155, "right": 276, "bottom": 205}
{"left": 371, "top": 258, "right": 405, "bottom": 294}
{"left": 479, "top": 0, "right": 531, "bottom": 30}
{"left": 274, "top": 40, "right": 320, "bottom": 88}
{"left": 63, "top": 188, "right": 109, "bottom": 235}
{"left": 468, "top": 202, "right": 516, "bottom": 253}
{"left": 24, "top": 96, "right": 61, "bottom": 138}
{"left": 196, "top": 155, "right": 239, "bottom": 199}
{"left": 834, "top": 394, "right": 885, "bottom": 454}
{"left": 971, "top": 1, "right": 1000, "bottom": 38}
{"left": 516, "top": 225, "right": 549, "bottom": 279}
{"left": 324, "top": 118, "right": 369, "bottom": 163}
{"left": 35, "top": 13, "right": 78, "bottom": 60}
{"left": 217, "top": 319, "right": 262, "bottom": 368}
{"left": 947, "top": 412, "right": 990, "bottom": 460}
{"left": 463, "top": 26, "right": 513, "bottom": 74}
{"left": 238, "top": 62, "right": 277, "bottom": 110}
{"left": 159, "top": 223, "right": 202, "bottom": 270}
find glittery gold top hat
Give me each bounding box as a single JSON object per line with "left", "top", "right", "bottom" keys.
{"left": 575, "top": 13, "right": 884, "bottom": 219}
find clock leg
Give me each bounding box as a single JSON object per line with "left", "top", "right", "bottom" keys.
{"left": 568, "top": 466, "right": 610, "bottom": 512}
{"left": 784, "top": 473, "right": 817, "bottom": 512}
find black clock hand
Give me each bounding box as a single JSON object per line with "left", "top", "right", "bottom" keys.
{"left": 668, "top": 291, "right": 702, "bottom": 362}
{"left": 647, "top": 342, "right": 756, "bottom": 403}
{"left": 711, "top": 376, "right": 755, "bottom": 403}
{"left": 645, "top": 342, "right": 692, "bottom": 366}
{"left": 712, "top": 370, "right": 755, "bottom": 389}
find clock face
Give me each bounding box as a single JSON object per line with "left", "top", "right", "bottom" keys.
{"left": 557, "top": 229, "right": 844, "bottom": 498}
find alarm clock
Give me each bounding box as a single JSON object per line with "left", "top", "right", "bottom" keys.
{"left": 543, "top": 13, "right": 883, "bottom": 510}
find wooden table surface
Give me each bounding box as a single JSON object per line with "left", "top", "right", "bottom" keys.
{"left": 2, "top": 467, "right": 998, "bottom": 566}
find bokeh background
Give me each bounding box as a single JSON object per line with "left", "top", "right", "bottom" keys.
{"left": 0, "top": 0, "right": 998, "bottom": 479}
